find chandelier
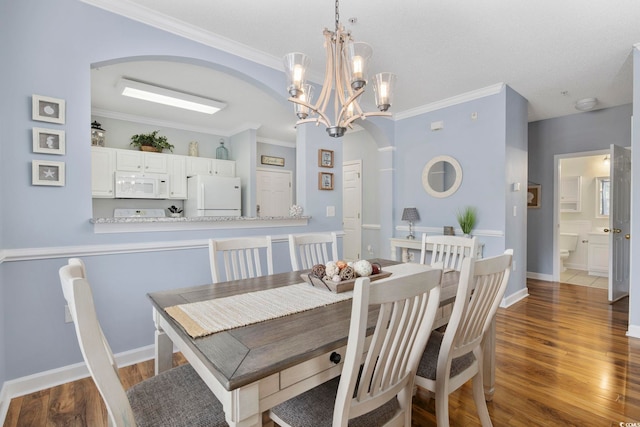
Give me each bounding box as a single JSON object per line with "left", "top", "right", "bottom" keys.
{"left": 283, "top": 0, "right": 396, "bottom": 138}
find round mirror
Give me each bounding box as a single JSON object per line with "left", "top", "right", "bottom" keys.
{"left": 421, "top": 155, "right": 463, "bottom": 198}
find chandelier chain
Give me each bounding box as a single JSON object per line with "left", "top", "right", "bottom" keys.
{"left": 335, "top": 0, "right": 340, "bottom": 32}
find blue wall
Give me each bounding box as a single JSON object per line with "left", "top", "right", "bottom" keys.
{"left": 630, "top": 47, "right": 640, "bottom": 332}
{"left": 0, "top": 0, "right": 532, "bottom": 394}
{"left": 0, "top": 0, "right": 344, "bottom": 384}
{"left": 394, "top": 90, "right": 508, "bottom": 257}
{"left": 527, "top": 104, "right": 632, "bottom": 275}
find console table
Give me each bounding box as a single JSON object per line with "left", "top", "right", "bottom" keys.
{"left": 389, "top": 237, "right": 484, "bottom": 262}
{"left": 389, "top": 237, "right": 423, "bottom": 262}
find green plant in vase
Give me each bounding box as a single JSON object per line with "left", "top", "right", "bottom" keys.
{"left": 456, "top": 206, "right": 477, "bottom": 236}
{"left": 129, "top": 130, "right": 174, "bottom": 152}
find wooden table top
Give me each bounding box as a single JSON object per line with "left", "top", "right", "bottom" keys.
{"left": 147, "top": 259, "right": 451, "bottom": 391}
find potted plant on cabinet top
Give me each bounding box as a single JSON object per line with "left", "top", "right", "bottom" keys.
{"left": 456, "top": 206, "right": 477, "bottom": 237}
{"left": 130, "top": 130, "right": 174, "bottom": 153}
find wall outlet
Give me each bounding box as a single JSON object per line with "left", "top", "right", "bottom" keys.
{"left": 64, "top": 305, "right": 73, "bottom": 323}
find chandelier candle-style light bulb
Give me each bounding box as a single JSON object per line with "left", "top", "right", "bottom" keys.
{"left": 373, "top": 73, "right": 396, "bottom": 112}
{"left": 284, "top": 53, "right": 311, "bottom": 97}
{"left": 346, "top": 42, "right": 372, "bottom": 90}
{"left": 283, "top": 0, "right": 396, "bottom": 138}
{"left": 295, "top": 84, "right": 315, "bottom": 119}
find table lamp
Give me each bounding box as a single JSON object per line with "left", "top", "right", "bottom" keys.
{"left": 402, "top": 207, "right": 420, "bottom": 239}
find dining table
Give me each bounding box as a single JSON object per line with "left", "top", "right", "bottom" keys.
{"left": 148, "top": 258, "right": 497, "bottom": 427}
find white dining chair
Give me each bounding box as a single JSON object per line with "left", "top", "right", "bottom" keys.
{"left": 420, "top": 234, "right": 478, "bottom": 271}
{"left": 420, "top": 234, "right": 478, "bottom": 328}
{"left": 288, "top": 232, "right": 339, "bottom": 270}
{"left": 415, "top": 250, "right": 513, "bottom": 427}
{"left": 59, "top": 258, "right": 228, "bottom": 427}
{"left": 269, "top": 267, "right": 442, "bottom": 427}
{"left": 209, "top": 236, "right": 273, "bottom": 283}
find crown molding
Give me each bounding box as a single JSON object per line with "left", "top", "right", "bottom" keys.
{"left": 257, "top": 138, "right": 296, "bottom": 148}
{"left": 394, "top": 83, "right": 506, "bottom": 121}
{"left": 79, "top": 0, "right": 282, "bottom": 72}
{"left": 82, "top": 1, "right": 504, "bottom": 126}
{"left": 92, "top": 108, "right": 231, "bottom": 136}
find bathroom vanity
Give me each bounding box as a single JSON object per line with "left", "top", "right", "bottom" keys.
{"left": 587, "top": 232, "right": 609, "bottom": 277}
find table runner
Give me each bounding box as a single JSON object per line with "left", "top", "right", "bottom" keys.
{"left": 166, "top": 283, "right": 353, "bottom": 338}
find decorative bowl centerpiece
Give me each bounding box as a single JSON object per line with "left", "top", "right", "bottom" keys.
{"left": 302, "top": 259, "right": 388, "bottom": 293}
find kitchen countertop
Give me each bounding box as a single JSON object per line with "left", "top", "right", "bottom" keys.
{"left": 91, "top": 215, "right": 311, "bottom": 233}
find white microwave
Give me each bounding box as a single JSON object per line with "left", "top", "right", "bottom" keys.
{"left": 114, "top": 172, "right": 169, "bottom": 199}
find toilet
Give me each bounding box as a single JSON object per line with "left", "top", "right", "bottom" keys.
{"left": 559, "top": 232, "right": 579, "bottom": 272}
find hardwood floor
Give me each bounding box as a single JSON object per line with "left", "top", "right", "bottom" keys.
{"left": 4, "top": 279, "right": 639, "bottom": 426}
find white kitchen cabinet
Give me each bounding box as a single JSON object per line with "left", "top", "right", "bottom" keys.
{"left": 186, "top": 157, "right": 212, "bottom": 177}
{"left": 167, "top": 155, "right": 187, "bottom": 199}
{"left": 92, "top": 148, "right": 236, "bottom": 200}
{"left": 214, "top": 159, "right": 236, "bottom": 177}
{"left": 116, "top": 150, "right": 168, "bottom": 173}
{"left": 91, "top": 147, "right": 116, "bottom": 198}
{"left": 560, "top": 175, "right": 582, "bottom": 212}
{"left": 587, "top": 233, "right": 609, "bottom": 276}
{"left": 186, "top": 157, "right": 236, "bottom": 177}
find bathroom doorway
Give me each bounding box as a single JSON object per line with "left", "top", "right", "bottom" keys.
{"left": 553, "top": 146, "right": 631, "bottom": 302}
{"left": 554, "top": 150, "right": 610, "bottom": 288}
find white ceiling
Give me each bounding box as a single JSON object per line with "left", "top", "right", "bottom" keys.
{"left": 89, "top": 0, "right": 640, "bottom": 143}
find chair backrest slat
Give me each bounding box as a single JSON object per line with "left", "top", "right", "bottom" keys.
{"left": 288, "top": 233, "right": 338, "bottom": 270}
{"left": 420, "top": 234, "right": 478, "bottom": 272}
{"left": 209, "top": 236, "right": 273, "bottom": 283}
{"left": 333, "top": 268, "right": 442, "bottom": 426}
{"left": 445, "top": 250, "right": 512, "bottom": 361}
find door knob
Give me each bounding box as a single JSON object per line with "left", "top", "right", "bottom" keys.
{"left": 604, "top": 228, "right": 610, "bottom": 233}
{"left": 626, "top": 234, "right": 631, "bottom": 240}
{"left": 613, "top": 228, "right": 622, "bottom": 233}
{"left": 329, "top": 352, "right": 342, "bottom": 364}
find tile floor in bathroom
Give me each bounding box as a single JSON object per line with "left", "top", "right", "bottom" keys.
{"left": 560, "top": 268, "right": 608, "bottom": 289}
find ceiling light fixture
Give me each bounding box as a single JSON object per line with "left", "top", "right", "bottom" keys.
{"left": 283, "top": 0, "right": 396, "bottom": 138}
{"left": 575, "top": 97, "right": 598, "bottom": 112}
{"left": 117, "top": 78, "right": 226, "bottom": 114}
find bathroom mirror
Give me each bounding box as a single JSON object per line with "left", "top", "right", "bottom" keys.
{"left": 596, "top": 176, "right": 610, "bottom": 217}
{"left": 421, "top": 155, "right": 463, "bottom": 198}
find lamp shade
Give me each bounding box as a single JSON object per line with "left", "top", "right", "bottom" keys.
{"left": 402, "top": 207, "right": 419, "bottom": 222}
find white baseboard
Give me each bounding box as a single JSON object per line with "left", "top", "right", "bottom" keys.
{"left": 501, "top": 287, "right": 529, "bottom": 308}
{"left": 0, "top": 344, "right": 155, "bottom": 425}
{"left": 626, "top": 325, "right": 640, "bottom": 339}
{"left": 526, "top": 271, "right": 553, "bottom": 282}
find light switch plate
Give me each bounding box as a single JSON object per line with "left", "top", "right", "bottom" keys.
{"left": 326, "top": 206, "right": 335, "bottom": 217}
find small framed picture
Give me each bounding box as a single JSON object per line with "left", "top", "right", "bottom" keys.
{"left": 318, "top": 149, "right": 334, "bottom": 168}
{"left": 32, "top": 160, "right": 65, "bottom": 186}
{"left": 32, "top": 94, "right": 65, "bottom": 124}
{"left": 33, "top": 127, "right": 65, "bottom": 155}
{"left": 527, "top": 185, "right": 541, "bottom": 208}
{"left": 319, "top": 172, "right": 334, "bottom": 190}
{"left": 261, "top": 155, "right": 285, "bottom": 167}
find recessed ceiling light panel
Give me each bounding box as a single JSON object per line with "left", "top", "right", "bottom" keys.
{"left": 117, "top": 78, "right": 226, "bottom": 114}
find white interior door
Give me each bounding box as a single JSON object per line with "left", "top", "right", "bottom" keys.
{"left": 608, "top": 144, "right": 631, "bottom": 302}
{"left": 343, "top": 161, "right": 362, "bottom": 261}
{"left": 256, "top": 169, "right": 292, "bottom": 217}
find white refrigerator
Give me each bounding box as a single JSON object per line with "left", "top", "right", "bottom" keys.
{"left": 184, "top": 175, "right": 242, "bottom": 217}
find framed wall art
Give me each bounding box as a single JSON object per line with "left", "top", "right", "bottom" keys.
{"left": 261, "top": 155, "right": 285, "bottom": 167}
{"left": 32, "top": 94, "right": 65, "bottom": 124}
{"left": 527, "top": 184, "right": 541, "bottom": 208}
{"left": 318, "top": 149, "right": 334, "bottom": 168}
{"left": 32, "top": 160, "right": 65, "bottom": 186}
{"left": 33, "top": 127, "right": 65, "bottom": 155}
{"left": 319, "top": 172, "right": 334, "bottom": 190}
